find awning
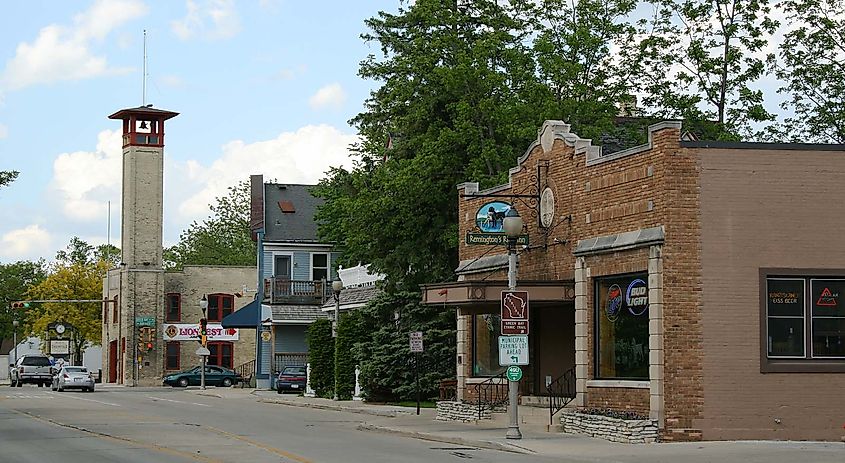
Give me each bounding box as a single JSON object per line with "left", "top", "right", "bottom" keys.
{"left": 221, "top": 299, "right": 271, "bottom": 328}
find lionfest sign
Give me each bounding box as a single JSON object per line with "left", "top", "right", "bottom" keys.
{"left": 162, "top": 324, "right": 239, "bottom": 341}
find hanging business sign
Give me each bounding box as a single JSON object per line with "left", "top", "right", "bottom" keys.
{"left": 475, "top": 201, "right": 512, "bottom": 233}
{"left": 501, "top": 290, "right": 529, "bottom": 335}
{"left": 465, "top": 233, "right": 529, "bottom": 246}
{"left": 162, "top": 324, "right": 239, "bottom": 341}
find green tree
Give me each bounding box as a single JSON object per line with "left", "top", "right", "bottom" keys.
{"left": 164, "top": 180, "right": 256, "bottom": 270}
{"left": 0, "top": 260, "right": 47, "bottom": 341}
{"left": 335, "top": 310, "right": 363, "bottom": 400}
{"left": 0, "top": 170, "right": 18, "bottom": 189}
{"left": 306, "top": 318, "right": 335, "bottom": 398}
{"left": 624, "top": 0, "right": 779, "bottom": 138}
{"left": 316, "top": 0, "right": 547, "bottom": 290}
{"left": 26, "top": 238, "right": 110, "bottom": 360}
{"left": 772, "top": 0, "right": 845, "bottom": 143}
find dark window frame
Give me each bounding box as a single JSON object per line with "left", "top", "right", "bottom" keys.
{"left": 165, "top": 293, "right": 181, "bottom": 322}
{"left": 470, "top": 313, "right": 506, "bottom": 377}
{"left": 760, "top": 268, "right": 845, "bottom": 373}
{"left": 594, "top": 272, "right": 650, "bottom": 381}
{"left": 311, "top": 253, "right": 329, "bottom": 281}
{"left": 165, "top": 342, "right": 180, "bottom": 371}
{"left": 206, "top": 294, "right": 234, "bottom": 322}
{"left": 207, "top": 341, "right": 234, "bottom": 369}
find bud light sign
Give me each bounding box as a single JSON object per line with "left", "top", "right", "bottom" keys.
{"left": 625, "top": 278, "right": 648, "bottom": 316}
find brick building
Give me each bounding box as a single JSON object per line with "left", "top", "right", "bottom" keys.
{"left": 101, "top": 106, "right": 256, "bottom": 386}
{"left": 422, "top": 120, "right": 845, "bottom": 441}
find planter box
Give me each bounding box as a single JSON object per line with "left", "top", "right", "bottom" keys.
{"left": 561, "top": 410, "right": 659, "bottom": 443}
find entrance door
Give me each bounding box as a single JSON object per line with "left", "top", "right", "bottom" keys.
{"left": 108, "top": 340, "right": 118, "bottom": 383}
{"left": 534, "top": 304, "right": 575, "bottom": 395}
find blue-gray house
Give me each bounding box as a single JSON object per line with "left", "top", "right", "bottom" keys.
{"left": 223, "top": 175, "right": 338, "bottom": 388}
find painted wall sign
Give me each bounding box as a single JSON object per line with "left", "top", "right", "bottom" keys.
{"left": 162, "top": 324, "right": 239, "bottom": 341}
{"left": 475, "top": 201, "right": 512, "bottom": 233}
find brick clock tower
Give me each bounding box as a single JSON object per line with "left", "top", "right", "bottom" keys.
{"left": 108, "top": 105, "right": 178, "bottom": 385}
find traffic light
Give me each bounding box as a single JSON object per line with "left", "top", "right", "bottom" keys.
{"left": 138, "top": 327, "right": 155, "bottom": 352}
{"left": 199, "top": 318, "right": 208, "bottom": 347}
{"left": 11, "top": 301, "right": 30, "bottom": 309}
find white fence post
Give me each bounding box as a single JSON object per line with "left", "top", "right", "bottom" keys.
{"left": 305, "top": 362, "right": 316, "bottom": 397}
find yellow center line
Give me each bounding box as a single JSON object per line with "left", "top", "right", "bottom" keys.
{"left": 202, "top": 424, "right": 316, "bottom": 463}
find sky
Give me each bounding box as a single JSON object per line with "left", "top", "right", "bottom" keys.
{"left": 0, "top": 0, "right": 401, "bottom": 263}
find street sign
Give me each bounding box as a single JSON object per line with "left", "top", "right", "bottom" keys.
{"left": 501, "top": 290, "right": 529, "bottom": 335}
{"left": 465, "top": 233, "right": 529, "bottom": 246}
{"left": 195, "top": 347, "right": 210, "bottom": 356}
{"left": 498, "top": 335, "right": 528, "bottom": 366}
{"left": 136, "top": 316, "right": 155, "bottom": 327}
{"left": 49, "top": 339, "right": 70, "bottom": 355}
{"left": 409, "top": 331, "right": 424, "bottom": 353}
{"left": 506, "top": 365, "right": 523, "bottom": 382}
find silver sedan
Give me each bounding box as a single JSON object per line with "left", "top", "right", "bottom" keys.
{"left": 51, "top": 366, "right": 95, "bottom": 392}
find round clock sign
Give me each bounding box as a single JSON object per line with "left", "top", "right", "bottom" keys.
{"left": 55, "top": 324, "right": 66, "bottom": 334}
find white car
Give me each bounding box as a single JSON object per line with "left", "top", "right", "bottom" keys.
{"left": 51, "top": 366, "right": 95, "bottom": 392}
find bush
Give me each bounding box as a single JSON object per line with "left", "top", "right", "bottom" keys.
{"left": 306, "top": 318, "right": 334, "bottom": 398}
{"left": 335, "top": 310, "right": 362, "bottom": 399}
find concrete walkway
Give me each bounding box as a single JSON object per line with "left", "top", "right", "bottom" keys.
{"left": 182, "top": 387, "right": 845, "bottom": 462}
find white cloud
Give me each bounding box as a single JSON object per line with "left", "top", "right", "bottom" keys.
{"left": 309, "top": 83, "right": 346, "bottom": 110}
{"left": 176, "top": 124, "right": 358, "bottom": 219}
{"left": 0, "top": 0, "right": 146, "bottom": 91}
{"left": 0, "top": 225, "right": 52, "bottom": 261}
{"left": 171, "top": 0, "right": 240, "bottom": 41}
{"left": 50, "top": 129, "right": 122, "bottom": 221}
{"left": 0, "top": 123, "right": 7, "bottom": 139}
{"left": 159, "top": 75, "right": 185, "bottom": 88}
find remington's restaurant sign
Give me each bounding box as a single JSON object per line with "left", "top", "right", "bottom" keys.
{"left": 162, "top": 324, "right": 239, "bottom": 341}
{"left": 465, "top": 233, "right": 529, "bottom": 246}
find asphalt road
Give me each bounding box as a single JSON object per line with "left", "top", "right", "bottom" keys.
{"left": 0, "top": 385, "right": 560, "bottom": 463}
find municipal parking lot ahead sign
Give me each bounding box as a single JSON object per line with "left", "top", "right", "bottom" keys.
{"left": 498, "top": 335, "right": 528, "bottom": 366}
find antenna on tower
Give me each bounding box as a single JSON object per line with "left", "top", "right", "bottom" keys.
{"left": 142, "top": 29, "right": 147, "bottom": 106}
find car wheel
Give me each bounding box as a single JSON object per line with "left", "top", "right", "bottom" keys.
{"left": 38, "top": 382, "right": 44, "bottom": 387}
{"left": 51, "top": 382, "right": 56, "bottom": 391}
{"left": 16, "top": 378, "right": 22, "bottom": 387}
{"left": 178, "top": 377, "right": 189, "bottom": 388}
{"left": 277, "top": 387, "right": 282, "bottom": 394}
{"left": 10, "top": 378, "right": 16, "bottom": 387}
{"left": 57, "top": 385, "right": 64, "bottom": 392}
{"left": 221, "top": 378, "right": 233, "bottom": 387}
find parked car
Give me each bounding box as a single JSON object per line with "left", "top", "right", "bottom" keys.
{"left": 163, "top": 366, "right": 241, "bottom": 388}
{"left": 51, "top": 366, "right": 95, "bottom": 392}
{"left": 10, "top": 354, "right": 53, "bottom": 387}
{"left": 276, "top": 365, "right": 307, "bottom": 393}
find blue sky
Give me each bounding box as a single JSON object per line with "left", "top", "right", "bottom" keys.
{"left": 0, "top": 0, "right": 402, "bottom": 262}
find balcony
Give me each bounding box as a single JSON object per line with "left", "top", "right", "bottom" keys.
{"left": 263, "top": 278, "right": 327, "bottom": 305}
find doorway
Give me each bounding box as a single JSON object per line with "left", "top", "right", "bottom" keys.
{"left": 108, "top": 340, "right": 117, "bottom": 383}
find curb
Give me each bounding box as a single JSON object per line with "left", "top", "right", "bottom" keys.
{"left": 257, "top": 398, "right": 402, "bottom": 417}
{"left": 356, "top": 423, "right": 535, "bottom": 455}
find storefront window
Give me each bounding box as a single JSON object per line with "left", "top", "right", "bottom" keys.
{"left": 766, "top": 278, "right": 805, "bottom": 357}
{"left": 473, "top": 314, "right": 505, "bottom": 376}
{"left": 595, "top": 274, "right": 649, "bottom": 380}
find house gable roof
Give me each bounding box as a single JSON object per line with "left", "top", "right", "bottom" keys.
{"left": 263, "top": 183, "right": 324, "bottom": 243}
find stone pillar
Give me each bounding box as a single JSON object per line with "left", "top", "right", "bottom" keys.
{"left": 456, "top": 310, "right": 469, "bottom": 401}
{"left": 574, "top": 257, "right": 589, "bottom": 407}
{"left": 648, "top": 245, "right": 665, "bottom": 428}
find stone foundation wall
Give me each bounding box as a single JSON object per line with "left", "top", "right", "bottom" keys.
{"left": 561, "top": 410, "right": 659, "bottom": 443}
{"left": 436, "top": 401, "right": 491, "bottom": 422}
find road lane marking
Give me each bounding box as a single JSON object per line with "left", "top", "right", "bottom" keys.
{"left": 10, "top": 408, "right": 226, "bottom": 463}
{"left": 45, "top": 391, "right": 120, "bottom": 407}
{"left": 147, "top": 396, "right": 211, "bottom": 407}
{"left": 202, "top": 424, "right": 315, "bottom": 463}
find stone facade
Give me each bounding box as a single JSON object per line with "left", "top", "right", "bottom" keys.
{"left": 561, "top": 410, "right": 659, "bottom": 443}
{"left": 436, "top": 401, "right": 492, "bottom": 422}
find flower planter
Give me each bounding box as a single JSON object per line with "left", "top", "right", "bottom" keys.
{"left": 561, "top": 409, "right": 659, "bottom": 443}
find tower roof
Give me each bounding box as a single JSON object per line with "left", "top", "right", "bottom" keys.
{"left": 108, "top": 105, "right": 179, "bottom": 121}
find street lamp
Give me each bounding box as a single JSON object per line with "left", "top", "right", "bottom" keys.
{"left": 199, "top": 294, "right": 209, "bottom": 390}
{"left": 332, "top": 279, "right": 343, "bottom": 401}
{"left": 12, "top": 320, "right": 19, "bottom": 366}
{"left": 502, "top": 206, "right": 523, "bottom": 440}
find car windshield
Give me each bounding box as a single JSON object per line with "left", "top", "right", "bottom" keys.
{"left": 65, "top": 367, "right": 88, "bottom": 374}
{"left": 21, "top": 356, "right": 51, "bottom": 366}
{"left": 282, "top": 367, "right": 305, "bottom": 375}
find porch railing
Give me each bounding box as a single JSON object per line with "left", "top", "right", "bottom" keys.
{"left": 273, "top": 352, "right": 308, "bottom": 374}
{"left": 546, "top": 367, "right": 576, "bottom": 425}
{"left": 263, "top": 278, "right": 327, "bottom": 305}
{"left": 471, "top": 372, "right": 509, "bottom": 420}
{"left": 234, "top": 359, "right": 255, "bottom": 388}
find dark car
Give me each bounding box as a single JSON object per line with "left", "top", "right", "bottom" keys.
{"left": 163, "top": 366, "right": 241, "bottom": 388}
{"left": 276, "top": 366, "right": 307, "bottom": 393}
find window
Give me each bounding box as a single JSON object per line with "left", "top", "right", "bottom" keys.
{"left": 113, "top": 295, "right": 119, "bottom": 324}
{"left": 207, "top": 294, "right": 234, "bottom": 322}
{"left": 207, "top": 342, "right": 233, "bottom": 369}
{"left": 595, "top": 273, "right": 649, "bottom": 380}
{"left": 274, "top": 255, "right": 291, "bottom": 279}
{"left": 764, "top": 274, "right": 845, "bottom": 371}
{"left": 312, "top": 253, "right": 329, "bottom": 281}
{"left": 165, "top": 342, "right": 180, "bottom": 370}
{"left": 165, "top": 293, "right": 181, "bottom": 322}
{"left": 472, "top": 314, "right": 505, "bottom": 376}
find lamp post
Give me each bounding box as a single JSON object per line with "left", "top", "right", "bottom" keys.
{"left": 332, "top": 279, "right": 343, "bottom": 401}
{"left": 502, "top": 206, "right": 523, "bottom": 440}
{"left": 199, "top": 294, "right": 209, "bottom": 390}
{"left": 12, "top": 320, "right": 19, "bottom": 366}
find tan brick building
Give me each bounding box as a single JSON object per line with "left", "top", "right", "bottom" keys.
{"left": 423, "top": 120, "right": 845, "bottom": 441}
{"left": 101, "top": 106, "right": 256, "bottom": 386}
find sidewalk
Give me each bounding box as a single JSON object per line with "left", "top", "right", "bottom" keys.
{"left": 190, "top": 388, "right": 845, "bottom": 462}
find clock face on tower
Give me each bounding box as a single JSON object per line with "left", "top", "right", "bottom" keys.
{"left": 540, "top": 187, "right": 555, "bottom": 228}
{"left": 55, "top": 324, "right": 66, "bottom": 334}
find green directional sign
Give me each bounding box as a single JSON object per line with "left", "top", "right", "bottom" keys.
{"left": 506, "top": 365, "right": 523, "bottom": 382}
{"left": 136, "top": 316, "right": 155, "bottom": 327}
